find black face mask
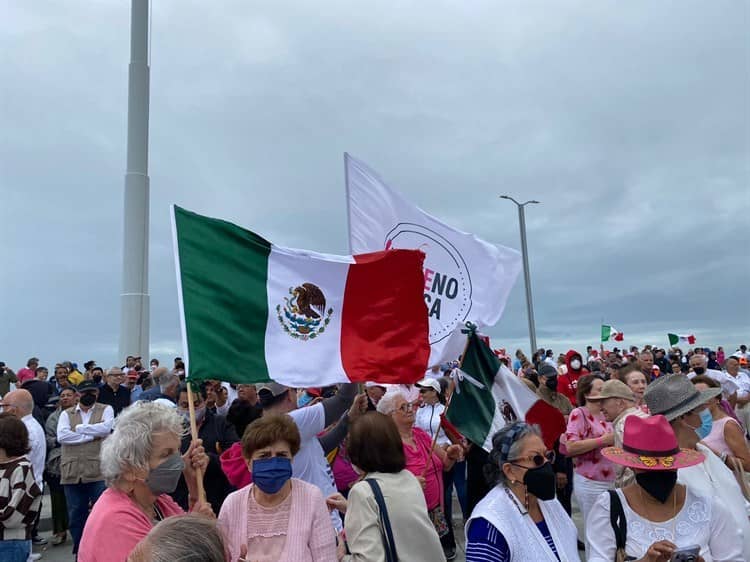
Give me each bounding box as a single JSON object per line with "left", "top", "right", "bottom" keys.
{"left": 523, "top": 462, "right": 556, "bottom": 500}
{"left": 693, "top": 366, "right": 706, "bottom": 375}
{"left": 92, "top": 375, "right": 102, "bottom": 384}
{"left": 545, "top": 376, "right": 558, "bottom": 391}
{"left": 79, "top": 393, "right": 97, "bottom": 407}
{"left": 635, "top": 471, "right": 677, "bottom": 503}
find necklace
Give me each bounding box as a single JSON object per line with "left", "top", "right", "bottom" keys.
{"left": 504, "top": 485, "right": 528, "bottom": 515}
{"left": 637, "top": 486, "right": 678, "bottom": 541}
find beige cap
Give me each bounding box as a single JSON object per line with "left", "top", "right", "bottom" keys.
{"left": 588, "top": 379, "right": 636, "bottom": 402}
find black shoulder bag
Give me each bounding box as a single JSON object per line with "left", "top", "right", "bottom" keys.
{"left": 365, "top": 478, "right": 399, "bottom": 562}
{"left": 608, "top": 490, "right": 635, "bottom": 562}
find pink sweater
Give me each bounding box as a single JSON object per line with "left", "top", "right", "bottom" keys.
{"left": 78, "top": 488, "right": 184, "bottom": 562}
{"left": 218, "top": 479, "right": 337, "bottom": 562}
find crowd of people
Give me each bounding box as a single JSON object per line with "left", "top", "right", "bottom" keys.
{"left": 0, "top": 343, "right": 748, "bottom": 561}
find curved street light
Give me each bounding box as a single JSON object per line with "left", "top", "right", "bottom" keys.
{"left": 500, "top": 195, "right": 540, "bottom": 354}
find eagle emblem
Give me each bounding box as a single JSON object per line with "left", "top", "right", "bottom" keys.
{"left": 276, "top": 283, "right": 334, "bottom": 340}
{"left": 499, "top": 400, "right": 517, "bottom": 424}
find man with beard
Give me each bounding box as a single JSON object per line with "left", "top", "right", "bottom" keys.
{"left": 557, "top": 349, "right": 589, "bottom": 406}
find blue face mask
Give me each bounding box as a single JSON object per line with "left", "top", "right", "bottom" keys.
{"left": 252, "top": 457, "right": 292, "bottom": 494}
{"left": 297, "top": 392, "right": 313, "bottom": 408}
{"left": 695, "top": 408, "right": 713, "bottom": 440}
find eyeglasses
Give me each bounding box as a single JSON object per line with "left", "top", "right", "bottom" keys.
{"left": 508, "top": 450, "right": 555, "bottom": 468}
{"left": 397, "top": 403, "right": 415, "bottom": 413}
{"left": 418, "top": 388, "right": 431, "bottom": 393}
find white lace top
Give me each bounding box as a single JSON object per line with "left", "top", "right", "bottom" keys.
{"left": 586, "top": 487, "right": 743, "bottom": 562}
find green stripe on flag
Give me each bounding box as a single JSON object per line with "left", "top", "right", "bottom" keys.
{"left": 174, "top": 206, "right": 272, "bottom": 383}
{"left": 667, "top": 333, "right": 679, "bottom": 346}
{"left": 446, "top": 330, "right": 498, "bottom": 448}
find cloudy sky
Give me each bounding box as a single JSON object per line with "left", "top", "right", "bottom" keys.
{"left": 2, "top": 1, "right": 748, "bottom": 370}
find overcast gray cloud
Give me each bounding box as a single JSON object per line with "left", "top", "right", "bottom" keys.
{"left": 1, "top": 1, "right": 748, "bottom": 370}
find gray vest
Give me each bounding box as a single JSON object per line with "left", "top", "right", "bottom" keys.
{"left": 60, "top": 403, "right": 106, "bottom": 485}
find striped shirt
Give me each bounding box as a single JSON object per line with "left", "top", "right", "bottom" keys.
{"left": 0, "top": 457, "right": 42, "bottom": 540}
{"left": 466, "top": 517, "right": 560, "bottom": 562}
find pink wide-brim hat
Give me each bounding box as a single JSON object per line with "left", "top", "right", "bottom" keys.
{"left": 601, "top": 414, "right": 704, "bottom": 470}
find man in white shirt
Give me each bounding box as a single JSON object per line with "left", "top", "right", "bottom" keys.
{"left": 725, "top": 356, "right": 750, "bottom": 432}
{"left": 57, "top": 380, "right": 114, "bottom": 555}
{"left": 257, "top": 382, "right": 361, "bottom": 532}
{"left": 687, "top": 353, "right": 738, "bottom": 402}
{"left": 1, "top": 388, "right": 48, "bottom": 546}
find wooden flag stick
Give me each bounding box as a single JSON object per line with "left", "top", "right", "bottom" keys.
{"left": 186, "top": 382, "right": 206, "bottom": 503}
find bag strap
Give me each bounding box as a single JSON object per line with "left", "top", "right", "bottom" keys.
{"left": 366, "top": 478, "right": 399, "bottom": 562}
{"left": 608, "top": 490, "right": 627, "bottom": 551}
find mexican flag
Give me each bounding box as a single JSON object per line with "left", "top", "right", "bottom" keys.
{"left": 446, "top": 327, "right": 566, "bottom": 451}
{"left": 668, "top": 333, "right": 696, "bottom": 346}
{"left": 172, "top": 206, "right": 431, "bottom": 386}
{"left": 601, "top": 325, "right": 624, "bottom": 342}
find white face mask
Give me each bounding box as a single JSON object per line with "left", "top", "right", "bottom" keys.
{"left": 571, "top": 359, "right": 582, "bottom": 370}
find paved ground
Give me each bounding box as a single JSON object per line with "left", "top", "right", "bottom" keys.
{"left": 34, "top": 490, "right": 587, "bottom": 561}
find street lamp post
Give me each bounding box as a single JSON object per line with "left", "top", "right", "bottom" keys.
{"left": 500, "top": 195, "right": 540, "bottom": 355}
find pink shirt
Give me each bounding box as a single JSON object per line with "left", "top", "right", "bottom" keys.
{"left": 403, "top": 427, "right": 444, "bottom": 510}
{"left": 218, "top": 479, "right": 337, "bottom": 562}
{"left": 16, "top": 368, "right": 35, "bottom": 384}
{"left": 565, "top": 407, "right": 616, "bottom": 482}
{"left": 78, "top": 488, "right": 184, "bottom": 562}
{"left": 702, "top": 416, "right": 741, "bottom": 457}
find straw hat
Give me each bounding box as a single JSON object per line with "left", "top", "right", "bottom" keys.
{"left": 644, "top": 374, "right": 721, "bottom": 421}
{"left": 601, "top": 415, "right": 704, "bottom": 470}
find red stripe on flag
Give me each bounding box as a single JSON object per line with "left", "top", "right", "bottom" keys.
{"left": 614, "top": 333, "right": 624, "bottom": 341}
{"left": 439, "top": 412, "right": 464, "bottom": 443}
{"left": 341, "top": 250, "right": 430, "bottom": 383}
{"left": 525, "top": 400, "right": 567, "bottom": 450}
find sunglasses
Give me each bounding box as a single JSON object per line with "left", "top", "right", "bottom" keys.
{"left": 508, "top": 450, "right": 555, "bottom": 468}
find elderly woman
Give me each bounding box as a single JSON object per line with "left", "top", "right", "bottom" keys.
{"left": 587, "top": 415, "right": 742, "bottom": 562}
{"left": 692, "top": 375, "right": 750, "bottom": 470}
{"left": 377, "top": 390, "right": 463, "bottom": 560}
{"left": 77, "top": 401, "right": 212, "bottom": 562}
{"left": 218, "top": 414, "right": 337, "bottom": 561}
{"left": 465, "top": 421, "right": 579, "bottom": 561}
{"left": 563, "top": 374, "right": 615, "bottom": 532}
{"left": 128, "top": 514, "right": 227, "bottom": 562}
{"left": 326, "top": 411, "right": 444, "bottom": 561}
{"left": 622, "top": 368, "right": 648, "bottom": 410}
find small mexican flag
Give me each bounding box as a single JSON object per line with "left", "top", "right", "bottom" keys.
{"left": 172, "top": 206, "right": 431, "bottom": 386}
{"left": 601, "top": 325, "right": 624, "bottom": 342}
{"left": 446, "top": 326, "right": 566, "bottom": 451}
{"left": 668, "top": 333, "right": 696, "bottom": 346}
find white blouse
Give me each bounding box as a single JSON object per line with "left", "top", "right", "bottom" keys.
{"left": 414, "top": 402, "right": 451, "bottom": 448}
{"left": 586, "top": 487, "right": 743, "bottom": 562}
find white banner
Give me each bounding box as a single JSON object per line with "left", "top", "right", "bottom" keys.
{"left": 345, "top": 153, "right": 523, "bottom": 365}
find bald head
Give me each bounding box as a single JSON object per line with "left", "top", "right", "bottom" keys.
{"left": 3, "top": 389, "right": 34, "bottom": 417}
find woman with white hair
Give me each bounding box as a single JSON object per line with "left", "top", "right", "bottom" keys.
{"left": 377, "top": 390, "right": 463, "bottom": 560}
{"left": 77, "top": 401, "right": 212, "bottom": 562}
{"left": 127, "top": 514, "right": 227, "bottom": 562}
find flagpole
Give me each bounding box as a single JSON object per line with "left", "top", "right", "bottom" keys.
{"left": 186, "top": 383, "right": 206, "bottom": 503}
{"left": 343, "top": 153, "right": 353, "bottom": 255}
{"left": 119, "top": 0, "right": 151, "bottom": 363}
{"left": 421, "top": 329, "right": 473, "bottom": 476}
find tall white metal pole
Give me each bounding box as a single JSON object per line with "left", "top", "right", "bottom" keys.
{"left": 119, "top": 0, "right": 151, "bottom": 364}
{"left": 517, "top": 204, "right": 537, "bottom": 355}
{"left": 500, "top": 196, "right": 539, "bottom": 355}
